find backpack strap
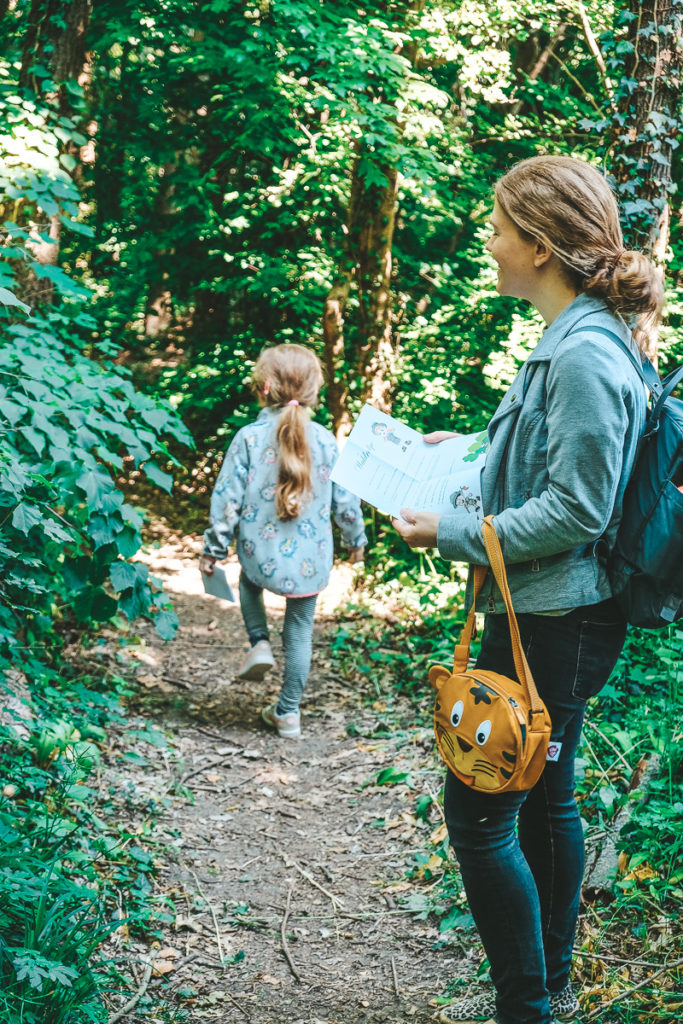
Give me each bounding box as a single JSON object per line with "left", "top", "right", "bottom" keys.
{"left": 648, "top": 365, "right": 683, "bottom": 434}
{"left": 579, "top": 324, "right": 663, "bottom": 400}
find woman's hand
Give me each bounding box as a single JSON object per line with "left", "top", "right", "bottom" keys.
{"left": 392, "top": 509, "right": 441, "bottom": 549}
{"left": 423, "top": 430, "right": 460, "bottom": 444}
{"left": 199, "top": 554, "right": 217, "bottom": 575}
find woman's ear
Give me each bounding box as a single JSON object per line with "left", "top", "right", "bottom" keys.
{"left": 533, "top": 239, "right": 553, "bottom": 269}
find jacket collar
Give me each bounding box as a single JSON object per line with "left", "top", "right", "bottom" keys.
{"left": 487, "top": 294, "right": 629, "bottom": 432}
{"left": 526, "top": 293, "right": 617, "bottom": 364}
{"left": 256, "top": 406, "right": 289, "bottom": 422}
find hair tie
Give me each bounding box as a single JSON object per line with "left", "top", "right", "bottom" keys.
{"left": 607, "top": 248, "right": 626, "bottom": 274}
{"left": 287, "top": 399, "right": 300, "bottom": 406}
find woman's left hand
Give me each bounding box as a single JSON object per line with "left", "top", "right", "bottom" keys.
{"left": 392, "top": 508, "right": 441, "bottom": 549}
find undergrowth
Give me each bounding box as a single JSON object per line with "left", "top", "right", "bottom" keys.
{"left": 332, "top": 583, "right": 683, "bottom": 1022}
{"left": 0, "top": 664, "right": 178, "bottom": 1023}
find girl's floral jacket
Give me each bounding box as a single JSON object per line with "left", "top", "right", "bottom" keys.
{"left": 203, "top": 408, "right": 367, "bottom": 596}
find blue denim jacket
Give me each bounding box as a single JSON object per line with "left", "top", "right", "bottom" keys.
{"left": 437, "top": 294, "right": 647, "bottom": 613}
{"left": 204, "top": 408, "right": 367, "bottom": 596}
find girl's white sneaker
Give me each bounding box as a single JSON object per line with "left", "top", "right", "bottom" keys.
{"left": 236, "top": 640, "right": 274, "bottom": 680}
{"left": 261, "top": 704, "right": 301, "bottom": 739}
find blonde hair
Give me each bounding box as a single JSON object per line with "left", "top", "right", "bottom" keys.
{"left": 494, "top": 155, "right": 664, "bottom": 352}
{"left": 251, "top": 344, "right": 324, "bottom": 521}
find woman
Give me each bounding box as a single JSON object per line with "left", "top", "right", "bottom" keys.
{"left": 394, "top": 156, "right": 663, "bottom": 1024}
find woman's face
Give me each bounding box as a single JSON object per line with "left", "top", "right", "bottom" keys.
{"left": 485, "top": 199, "right": 541, "bottom": 301}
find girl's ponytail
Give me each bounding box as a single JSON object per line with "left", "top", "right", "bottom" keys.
{"left": 275, "top": 403, "right": 312, "bottom": 521}
{"left": 251, "top": 345, "right": 324, "bottom": 522}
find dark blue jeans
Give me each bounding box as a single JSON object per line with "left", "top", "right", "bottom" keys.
{"left": 443, "top": 598, "right": 627, "bottom": 1024}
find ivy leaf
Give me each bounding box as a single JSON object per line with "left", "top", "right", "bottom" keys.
{"left": 110, "top": 560, "right": 140, "bottom": 592}
{"left": 21, "top": 426, "right": 46, "bottom": 455}
{"left": 154, "top": 607, "right": 179, "bottom": 641}
{"left": 119, "top": 575, "right": 151, "bottom": 620}
{"left": 12, "top": 503, "right": 44, "bottom": 534}
{"left": 116, "top": 526, "right": 141, "bottom": 558}
{"left": 0, "top": 287, "right": 30, "bottom": 313}
{"left": 42, "top": 518, "right": 74, "bottom": 543}
{"left": 143, "top": 462, "right": 173, "bottom": 493}
{"left": 0, "top": 399, "right": 26, "bottom": 425}
{"left": 33, "top": 263, "right": 90, "bottom": 299}
{"left": 64, "top": 557, "right": 90, "bottom": 593}
{"left": 77, "top": 468, "right": 113, "bottom": 512}
{"left": 88, "top": 513, "right": 122, "bottom": 549}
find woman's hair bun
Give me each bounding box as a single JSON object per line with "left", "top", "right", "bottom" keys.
{"left": 585, "top": 249, "right": 664, "bottom": 321}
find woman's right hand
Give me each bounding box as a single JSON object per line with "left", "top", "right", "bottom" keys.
{"left": 423, "top": 431, "right": 460, "bottom": 444}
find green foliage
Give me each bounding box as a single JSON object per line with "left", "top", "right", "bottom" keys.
{"left": 0, "top": 719, "right": 114, "bottom": 1024}
{"left": 0, "top": 669, "right": 181, "bottom": 1023}
{"left": 0, "top": 25, "right": 192, "bottom": 1020}
{"left": 0, "top": 0, "right": 682, "bottom": 1018}
{"left": 0, "top": 79, "right": 193, "bottom": 670}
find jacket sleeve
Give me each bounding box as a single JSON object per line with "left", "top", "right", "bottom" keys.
{"left": 326, "top": 438, "right": 368, "bottom": 549}
{"left": 437, "top": 337, "right": 633, "bottom": 565}
{"left": 203, "top": 430, "right": 249, "bottom": 559}
{"left": 332, "top": 482, "right": 368, "bottom": 548}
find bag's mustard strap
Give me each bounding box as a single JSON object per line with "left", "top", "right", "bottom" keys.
{"left": 480, "top": 515, "right": 545, "bottom": 718}
{"left": 449, "top": 517, "right": 545, "bottom": 723}
{"left": 452, "top": 563, "right": 487, "bottom": 674}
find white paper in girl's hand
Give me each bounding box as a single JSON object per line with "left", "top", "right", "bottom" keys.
{"left": 202, "top": 565, "right": 235, "bottom": 602}
{"left": 330, "top": 405, "right": 488, "bottom": 519}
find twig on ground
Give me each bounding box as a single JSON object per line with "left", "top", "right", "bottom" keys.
{"left": 107, "top": 959, "right": 153, "bottom": 1024}
{"left": 276, "top": 807, "right": 301, "bottom": 821}
{"left": 425, "top": 781, "right": 446, "bottom": 823}
{"left": 582, "top": 719, "right": 633, "bottom": 773}
{"left": 161, "top": 674, "right": 193, "bottom": 690}
{"left": 280, "top": 886, "right": 301, "bottom": 982}
{"left": 186, "top": 865, "right": 225, "bottom": 966}
{"left": 193, "top": 725, "right": 231, "bottom": 741}
{"left": 573, "top": 949, "right": 677, "bottom": 969}
{"left": 584, "top": 956, "right": 683, "bottom": 1020}
{"left": 286, "top": 858, "right": 344, "bottom": 910}
{"left": 225, "top": 990, "right": 252, "bottom": 1021}
{"left": 391, "top": 956, "right": 400, "bottom": 998}
{"left": 180, "top": 754, "right": 234, "bottom": 786}
{"left": 583, "top": 754, "right": 662, "bottom": 894}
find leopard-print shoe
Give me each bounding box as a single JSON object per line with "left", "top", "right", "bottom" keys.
{"left": 439, "top": 982, "right": 579, "bottom": 1022}
{"left": 438, "top": 991, "right": 495, "bottom": 1022}
{"left": 549, "top": 982, "right": 581, "bottom": 1019}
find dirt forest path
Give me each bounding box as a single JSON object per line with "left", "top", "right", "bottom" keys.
{"left": 106, "top": 529, "right": 475, "bottom": 1024}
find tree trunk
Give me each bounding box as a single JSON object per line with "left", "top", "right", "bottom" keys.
{"left": 322, "top": 270, "right": 353, "bottom": 439}
{"left": 321, "top": 2, "right": 425, "bottom": 438}
{"left": 144, "top": 163, "right": 178, "bottom": 338}
{"left": 18, "top": 0, "right": 91, "bottom": 307}
{"left": 20, "top": 0, "right": 91, "bottom": 101}
{"left": 353, "top": 161, "right": 400, "bottom": 414}
{"left": 610, "top": 0, "right": 683, "bottom": 259}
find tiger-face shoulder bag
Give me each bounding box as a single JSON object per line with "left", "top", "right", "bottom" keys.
{"left": 429, "top": 516, "right": 552, "bottom": 793}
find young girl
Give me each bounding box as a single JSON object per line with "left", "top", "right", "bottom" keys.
{"left": 199, "top": 344, "right": 366, "bottom": 739}
{"left": 394, "top": 156, "right": 663, "bottom": 1024}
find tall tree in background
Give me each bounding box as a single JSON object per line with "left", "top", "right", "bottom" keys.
{"left": 16, "top": 0, "right": 91, "bottom": 306}
{"left": 608, "top": 0, "right": 683, "bottom": 352}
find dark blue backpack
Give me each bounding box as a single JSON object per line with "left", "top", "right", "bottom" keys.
{"left": 588, "top": 326, "right": 683, "bottom": 628}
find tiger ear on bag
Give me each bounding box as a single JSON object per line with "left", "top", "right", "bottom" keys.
{"left": 429, "top": 665, "right": 451, "bottom": 691}
{"left": 429, "top": 517, "right": 552, "bottom": 795}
